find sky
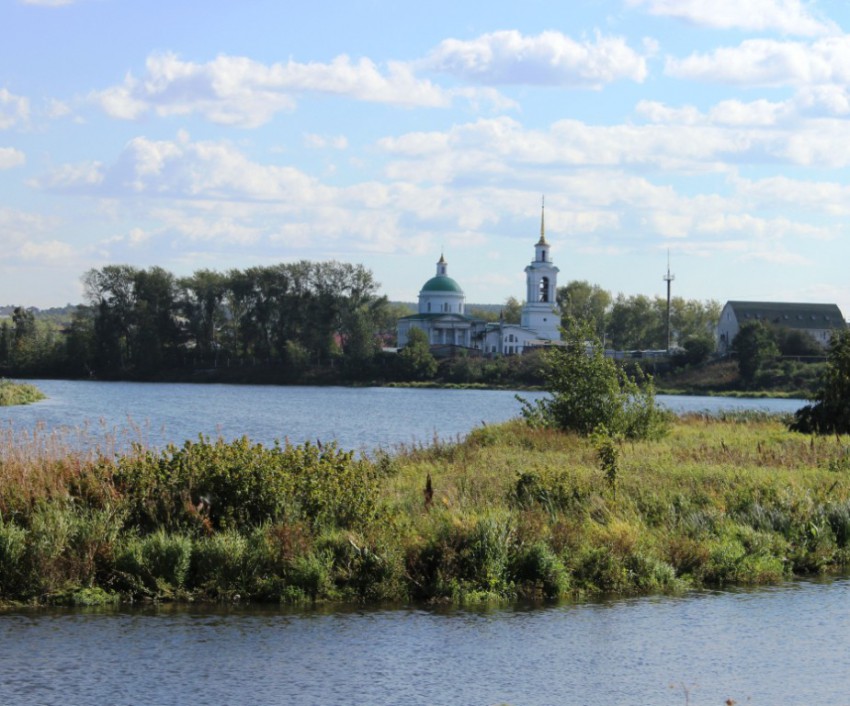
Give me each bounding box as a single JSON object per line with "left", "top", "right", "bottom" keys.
{"left": 3, "top": 0, "right": 850, "bottom": 315}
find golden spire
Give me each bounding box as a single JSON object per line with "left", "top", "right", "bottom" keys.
{"left": 537, "top": 195, "right": 547, "bottom": 245}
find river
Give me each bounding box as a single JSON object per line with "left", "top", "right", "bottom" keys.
{"left": 1, "top": 380, "right": 832, "bottom": 705}
{"left": 0, "top": 379, "right": 806, "bottom": 452}
{"left": 1, "top": 578, "right": 849, "bottom": 705}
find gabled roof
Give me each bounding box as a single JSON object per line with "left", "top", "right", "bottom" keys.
{"left": 724, "top": 301, "right": 846, "bottom": 330}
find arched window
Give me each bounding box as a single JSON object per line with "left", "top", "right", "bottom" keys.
{"left": 539, "top": 277, "right": 549, "bottom": 303}
{"left": 427, "top": 302, "right": 431, "bottom": 312}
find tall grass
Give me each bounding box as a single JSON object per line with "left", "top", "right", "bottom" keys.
{"left": 1, "top": 413, "right": 850, "bottom": 606}
{"left": 0, "top": 380, "right": 45, "bottom": 407}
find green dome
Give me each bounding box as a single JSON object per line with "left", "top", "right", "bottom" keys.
{"left": 421, "top": 275, "right": 463, "bottom": 293}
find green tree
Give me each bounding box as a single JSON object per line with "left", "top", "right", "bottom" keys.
{"left": 669, "top": 298, "right": 721, "bottom": 346}
{"left": 179, "top": 269, "right": 229, "bottom": 364}
{"left": 64, "top": 305, "right": 97, "bottom": 376}
{"left": 673, "top": 334, "right": 715, "bottom": 366}
{"left": 557, "top": 280, "right": 611, "bottom": 340}
{"left": 520, "top": 319, "right": 668, "bottom": 439}
{"left": 399, "top": 327, "right": 437, "bottom": 380}
{"left": 502, "top": 296, "right": 522, "bottom": 325}
{"left": 775, "top": 327, "right": 822, "bottom": 357}
{"left": 732, "top": 321, "right": 779, "bottom": 384}
{"left": 0, "top": 321, "right": 10, "bottom": 367}
{"left": 606, "top": 294, "right": 664, "bottom": 350}
{"left": 790, "top": 329, "right": 850, "bottom": 435}
{"left": 132, "top": 266, "right": 181, "bottom": 371}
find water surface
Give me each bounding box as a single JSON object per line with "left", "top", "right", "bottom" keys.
{"left": 0, "top": 379, "right": 806, "bottom": 452}
{"left": 1, "top": 578, "right": 848, "bottom": 706}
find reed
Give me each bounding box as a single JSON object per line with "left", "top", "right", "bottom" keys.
{"left": 0, "top": 380, "right": 45, "bottom": 407}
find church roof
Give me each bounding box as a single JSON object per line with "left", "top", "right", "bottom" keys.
{"left": 724, "top": 301, "right": 846, "bottom": 330}
{"left": 421, "top": 275, "right": 463, "bottom": 293}
{"left": 399, "top": 312, "right": 480, "bottom": 322}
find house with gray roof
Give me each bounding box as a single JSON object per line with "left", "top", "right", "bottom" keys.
{"left": 716, "top": 301, "right": 846, "bottom": 354}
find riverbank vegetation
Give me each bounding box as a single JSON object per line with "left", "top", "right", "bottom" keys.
{"left": 0, "top": 379, "right": 45, "bottom": 406}
{"left": 2, "top": 413, "right": 849, "bottom": 608}
{"left": 1, "top": 263, "right": 832, "bottom": 400}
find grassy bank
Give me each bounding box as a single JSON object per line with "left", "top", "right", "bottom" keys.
{"left": 0, "top": 379, "right": 45, "bottom": 406}
{"left": 1, "top": 414, "right": 849, "bottom": 608}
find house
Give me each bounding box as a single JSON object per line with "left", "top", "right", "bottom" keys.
{"left": 716, "top": 301, "right": 846, "bottom": 354}
{"left": 397, "top": 205, "right": 561, "bottom": 356}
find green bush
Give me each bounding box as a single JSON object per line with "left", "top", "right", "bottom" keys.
{"left": 112, "top": 437, "right": 383, "bottom": 535}
{"left": 0, "top": 520, "right": 27, "bottom": 596}
{"left": 790, "top": 329, "right": 850, "bottom": 435}
{"left": 114, "top": 531, "right": 192, "bottom": 596}
{"left": 511, "top": 541, "right": 569, "bottom": 598}
{"left": 520, "top": 320, "right": 668, "bottom": 440}
{"left": 191, "top": 530, "right": 248, "bottom": 595}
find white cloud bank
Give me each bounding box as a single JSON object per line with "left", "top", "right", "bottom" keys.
{"left": 626, "top": 0, "right": 838, "bottom": 37}
{"left": 92, "top": 52, "right": 466, "bottom": 127}
{"left": 90, "top": 30, "right": 651, "bottom": 128}
{"left": 425, "top": 30, "right": 649, "bottom": 87}
{"left": 667, "top": 36, "right": 850, "bottom": 86}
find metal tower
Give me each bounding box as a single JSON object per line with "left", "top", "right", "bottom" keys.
{"left": 663, "top": 252, "right": 675, "bottom": 352}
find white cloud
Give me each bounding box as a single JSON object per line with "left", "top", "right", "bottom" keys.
{"left": 34, "top": 160, "right": 104, "bottom": 190}
{"left": 91, "top": 52, "right": 482, "bottom": 127}
{"left": 626, "top": 0, "right": 838, "bottom": 37}
{"left": 667, "top": 37, "right": 850, "bottom": 87}
{"left": 0, "top": 207, "right": 56, "bottom": 242}
{"left": 19, "top": 239, "right": 74, "bottom": 260}
{"left": 425, "top": 30, "right": 648, "bottom": 87}
{"left": 21, "top": 0, "right": 76, "bottom": 6}
{"left": 304, "top": 133, "right": 348, "bottom": 150}
{"left": 379, "top": 116, "right": 759, "bottom": 179}
{"left": 35, "top": 135, "right": 325, "bottom": 201}
{"left": 0, "top": 89, "right": 30, "bottom": 129}
{"left": 0, "top": 147, "right": 25, "bottom": 169}
{"left": 45, "top": 98, "right": 71, "bottom": 119}
{"left": 733, "top": 174, "right": 850, "bottom": 216}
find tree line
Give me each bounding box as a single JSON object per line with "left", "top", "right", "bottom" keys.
{"left": 1, "top": 266, "right": 724, "bottom": 383}
{"left": 0, "top": 262, "right": 401, "bottom": 381}
{"left": 556, "top": 281, "right": 720, "bottom": 359}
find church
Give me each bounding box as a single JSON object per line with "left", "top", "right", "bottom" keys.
{"left": 397, "top": 207, "right": 562, "bottom": 356}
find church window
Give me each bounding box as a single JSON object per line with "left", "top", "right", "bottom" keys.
{"left": 427, "top": 302, "right": 431, "bottom": 312}
{"left": 539, "top": 277, "right": 549, "bottom": 303}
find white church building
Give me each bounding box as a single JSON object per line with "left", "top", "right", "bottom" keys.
{"left": 397, "top": 208, "right": 561, "bottom": 356}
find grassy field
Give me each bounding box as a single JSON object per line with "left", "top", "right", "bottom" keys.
{"left": 1, "top": 412, "right": 849, "bottom": 607}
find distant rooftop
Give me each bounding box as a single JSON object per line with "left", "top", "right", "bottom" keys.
{"left": 724, "top": 301, "right": 846, "bottom": 330}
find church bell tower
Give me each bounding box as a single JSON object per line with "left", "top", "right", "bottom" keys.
{"left": 521, "top": 198, "right": 561, "bottom": 341}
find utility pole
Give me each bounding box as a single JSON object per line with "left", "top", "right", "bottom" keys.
{"left": 663, "top": 251, "right": 675, "bottom": 353}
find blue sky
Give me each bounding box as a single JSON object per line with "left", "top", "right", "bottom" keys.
{"left": 3, "top": 0, "right": 850, "bottom": 316}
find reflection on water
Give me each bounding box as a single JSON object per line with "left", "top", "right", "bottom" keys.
{"left": 1, "top": 578, "right": 848, "bottom": 706}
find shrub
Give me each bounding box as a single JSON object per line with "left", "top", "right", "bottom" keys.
{"left": 114, "top": 531, "right": 192, "bottom": 596}
{"left": 511, "top": 541, "right": 569, "bottom": 598}
{"left": 191, "top": 530, "right": 248, "bottom": 595}
{"left": 0, "top": 520, "right": 27, "bottom": 597}
{"left": 112, "top": 437, "right": 383, "bottom": 535}
{"left": 520, "top": 319, "right": 668, "bottom": 440}
{"left": 790, "top": 329, "right": 850, "bottom": 435}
